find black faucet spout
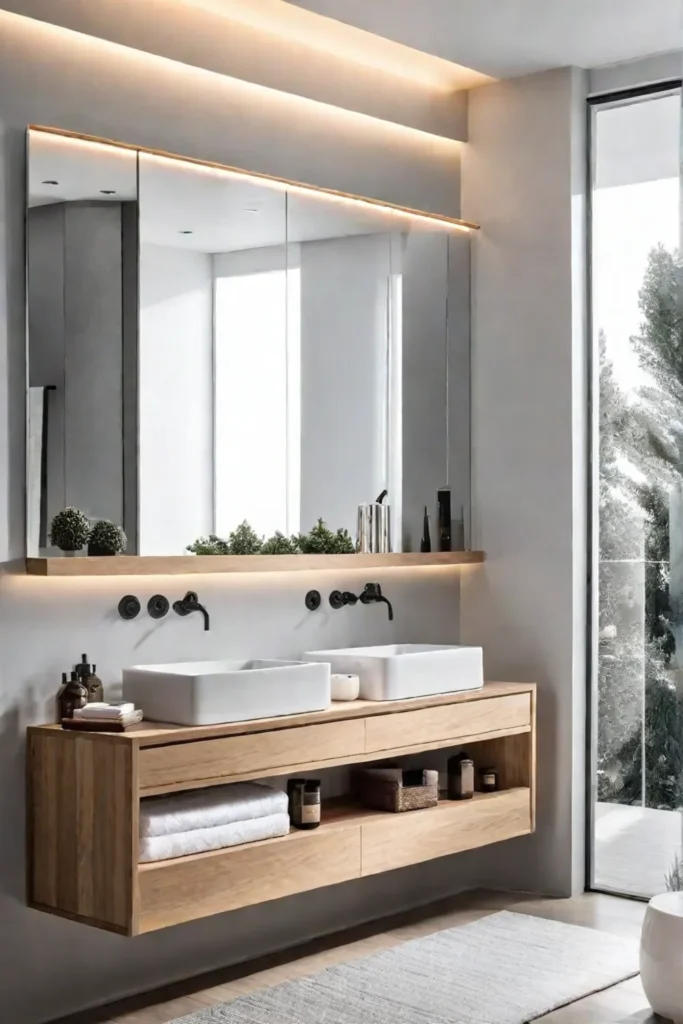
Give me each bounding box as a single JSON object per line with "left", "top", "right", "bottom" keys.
{"left": 359, "top": 582, "right": 394, "bottom": 622}
{"left": 173, "top": 591, "right": 210, "bottom": 631}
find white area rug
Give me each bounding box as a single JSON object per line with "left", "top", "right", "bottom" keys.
{"left": 172, "top": 910, "right": 639, "bottom": 1023}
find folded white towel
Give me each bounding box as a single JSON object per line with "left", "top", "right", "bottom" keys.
{"left": 139, "top": 812, "right": 290, "bottom": 863}
{"left": 140, "top": 782, "right": 288, "bottom": 838}
{"left": 74, "top": 702, "right": 135, "bottom": 720}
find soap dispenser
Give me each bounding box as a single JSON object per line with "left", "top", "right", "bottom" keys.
{"left": 58, "top": 671, "right": 88, "bottom": 721}
{"left": 76, "top": 653, "right": 104, "bottom": 702}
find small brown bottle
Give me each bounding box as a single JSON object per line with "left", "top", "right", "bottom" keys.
{"left": 59, "top": 671, "right": 88, "bottom": 721}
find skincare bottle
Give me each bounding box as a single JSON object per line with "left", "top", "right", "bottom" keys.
{"left": 59, "top": 671, "right": 88, "bottom": 720}
{"left": 76, "top": 653, "right": 104, "bottom": 702}
{"left": 437, "top": 488, "right": 452, "bottom": 552}
{"left": 420, "top": 507, "right": 431, "bottom": 553}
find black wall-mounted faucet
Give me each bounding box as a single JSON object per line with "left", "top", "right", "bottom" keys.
{"left": 327, "top": 582, "right": 394, "bottom": 621}
{"left": 173, "top": 591, "right": 210, "bottom": 631}
{"left": 360, "top": 582, "right": 394, "bottom": 621}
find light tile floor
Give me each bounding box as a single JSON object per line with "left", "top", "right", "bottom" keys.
{"left": 53, "top": 890, "right": 654, "bottom": 1024}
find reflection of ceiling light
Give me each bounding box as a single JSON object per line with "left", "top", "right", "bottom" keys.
{"left": 178, "top": 230, "right": 194, "bottom": 234}
{"left": 100, "top": 189, "right": 116, "bottom": 194}
{"left": 42, "top": 180, "right": 58, "bottom": 185}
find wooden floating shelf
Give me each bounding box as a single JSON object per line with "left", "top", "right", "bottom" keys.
{"left": 24, "top": 551, "right": 485, "bottom": 577}
{"left": 27, "top": 682, "right": 535, "bottom": 935}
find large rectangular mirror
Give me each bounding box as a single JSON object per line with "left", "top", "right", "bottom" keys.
{"left": 26, "top": 129, "right": 470, "bottom": 557}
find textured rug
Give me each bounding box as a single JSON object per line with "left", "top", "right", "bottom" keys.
{"left": 172, "top": 911, "right": 639, "bottom": 1023}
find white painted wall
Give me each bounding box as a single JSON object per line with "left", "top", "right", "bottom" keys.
{"left": 0, "top": 0, "right": 468, "bottom": 143}
{"left": 139, "top": 243, "right": 213, "bottom": 555}
{"left": 460, "top": 67, "right": 588, "bottom": 897}
{"left": 0, "top": 11, "right": 478, "bottom": 1023}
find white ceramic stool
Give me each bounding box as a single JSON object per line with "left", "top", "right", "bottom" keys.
{"left": 641, "top": 892, "right": 683, "bottom": 1023}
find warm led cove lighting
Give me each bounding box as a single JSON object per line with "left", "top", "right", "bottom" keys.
{"left": 183, "top": 0, "right": 494, "bottom": 92}
{"left": 31, "top": 126, "right": 479, "bottom": 233}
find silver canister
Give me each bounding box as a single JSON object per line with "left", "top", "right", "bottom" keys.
{"left": 357, "top": 493, "right": 391, "bottom": 553}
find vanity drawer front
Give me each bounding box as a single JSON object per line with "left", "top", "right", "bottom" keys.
{"left": 361, "top": 788, "right": 531, "bottom": 876}
{"left": 138, "top": 719, "right": 366, "bottom": 793}
{"left": 364, "top": 693, "right": 531, "bottom": 753}
{"left": 138, "top": 825, "right": 361, "bottom": 932}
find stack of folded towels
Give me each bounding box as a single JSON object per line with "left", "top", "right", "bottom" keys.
{"left": 139, "top": 782, "right": 289, "bottom": 863}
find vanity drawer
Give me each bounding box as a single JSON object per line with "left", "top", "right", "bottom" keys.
{"left": 138, "top": 718, "right": 366, "bottom": 793}
{"left": 138, "top": 824, "right": 361, "bottom": 932}
{"left": 361, "top": 788, "right": 531, "bottom": 876}
{"left": 364, "top": 693, "right": 531, "bottom": 753}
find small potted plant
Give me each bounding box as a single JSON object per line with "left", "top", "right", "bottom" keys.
{"left": 260, "top": 531, "right": 300, "bottom": 554}
{"left": 186, "top": 534, "right": 230, "bottom": 555}
{"left": 49, "top": 507, "right": 90, "bottom": 555}
{"left": 88, "top": 519, "right": 127, "bottom": 556}
{"left": 298, "top": 519, "right": 355, "bottom": 554}
{"left": 228, "top": 521, "right": 264, "bottom": 555}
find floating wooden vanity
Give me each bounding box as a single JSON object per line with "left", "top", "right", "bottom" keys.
{"left": 27, "top": 682, "right": 536, "bottom": 936}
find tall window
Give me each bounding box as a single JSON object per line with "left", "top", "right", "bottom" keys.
{"left": 214, "top": 260, "right": 301, "bottom": 538}
{"left": 590, "top": 86, "right": 682, "bottom": 897}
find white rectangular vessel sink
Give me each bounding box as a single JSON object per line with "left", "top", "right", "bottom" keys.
{"left": 122, "top": 659, "right": 331, "bottom": 726}
{"left": 303, "top": 644, "right": 483, "bottom": 702}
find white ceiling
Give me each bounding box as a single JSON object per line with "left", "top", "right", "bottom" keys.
{"left": 287, "top": 0, "right": 682, "bottom": 79}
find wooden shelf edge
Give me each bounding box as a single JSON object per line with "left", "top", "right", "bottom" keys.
{"left": 137, "top": 789, "right": 531, "bottom": 874}
{"left": 138, "top": 727, "right": 532, "bottom": 797}
{"left": 25, "top": 551, "right": 485, "bottom": 577}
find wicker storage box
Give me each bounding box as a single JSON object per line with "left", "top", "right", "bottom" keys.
{"left": 354, "top": 767, "right": 439, "bottom": 813}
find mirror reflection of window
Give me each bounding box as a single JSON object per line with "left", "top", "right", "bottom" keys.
{"left": 214, "top": 250, "right": 301, "bottom": 538}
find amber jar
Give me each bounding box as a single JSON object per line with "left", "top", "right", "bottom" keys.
{"left": 480, "top": 767, "right": 498, "bottom": 793}
{"left": 288, "top": 778, "right": 321, "bottom": 830}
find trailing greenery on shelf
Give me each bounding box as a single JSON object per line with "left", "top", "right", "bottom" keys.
{"left": 260, "top": 531, "right": 300, "bottom": 555}
{"left": 186, "top": 534, "right": 231, "bottom": 555}
{"left": 88, "top": 519, "right": 127, "bottom": 556}
{"left": 228, "top": 520, "right": 264, "bottom": 555}
{"left": 49, "top": 507, "right": 91, "bottom": 552}
{"left": 298, "top": 519, "right": 355, "bottom": 555}
{"left": 186, "top": 519, "right": 356, "bottom": 557}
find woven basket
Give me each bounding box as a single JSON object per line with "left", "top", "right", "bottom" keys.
{"left": 354, "top": 768, "right": 439, "bottom": 813}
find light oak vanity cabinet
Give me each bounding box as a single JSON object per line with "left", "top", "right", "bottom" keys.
{"left": 27, "top": 682, "right": 536, "bottom": 935}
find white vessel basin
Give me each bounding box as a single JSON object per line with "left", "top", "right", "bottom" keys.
{"left": 303, "top": 644, "right": 483, "bottom": 702}
{"left": 122, "top": 659, "right": 331, "bottom": 726}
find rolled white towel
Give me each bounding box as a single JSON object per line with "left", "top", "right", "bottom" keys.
{"left": 139, "top": 812, "right": 290, "bottom": 862}
{"left": 140, "top": 781, "right": 287, "bottom": 838}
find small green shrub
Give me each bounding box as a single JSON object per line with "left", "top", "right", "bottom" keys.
{"left": 88, "top": 519, "right": 127, "bottom": 556}
{"left": 261, "top": 532, "right": 300, "bottom": 555}
{"left": 228, "top": 521, "right": 264, "bottom": 555}
{"left": 49, "top": 507, "right": 90, "bottom": 552}
{"left": 186, "top": 534, "right": 230, "bottom": 555}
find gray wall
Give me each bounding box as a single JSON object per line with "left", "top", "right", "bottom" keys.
{"left": 28, "top": 201, "right": 128, "bottom": 541}
{"left": 0, "top": 10, "right": 485, "bottom": 1023}
{"left": 460, "top": 67, "right": 588, "bottom": 898}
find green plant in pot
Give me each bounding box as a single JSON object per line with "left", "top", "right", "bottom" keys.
{"left": 260, "top": 531, "right": 300, "bottom": 555}
{"left": 228, "top": 520, "right": 264, "bottom": 555}
{"left": 49, "top": 507, "right": 90, "bottom": 554}
{"left": 186, "top": 534, "right": 230, "bottom": 555}
{"left": 88, "top": 519, "right": 127, "bottom": 556}
{"left": 298, "top": 519, "right": 355, "bottom": 555}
